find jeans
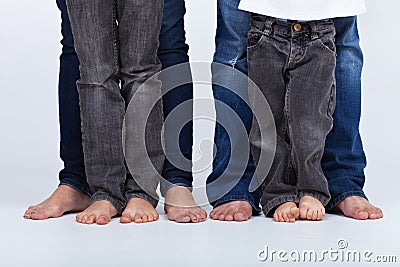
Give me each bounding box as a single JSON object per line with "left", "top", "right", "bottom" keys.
{"left": 208, "top": 0, "right": 262, "bottom": 212}
{"left": 56, "top": 0, "right": 193, "bottom": 201}
{"left": 65, "top": 0, "right": 164, "bottom": 213}
{"left": 56, "top": 0, "right": 90, "bottom": 197}
{"left": 323, "top": 17, "right": 367, "bottom": 210}
{"left": 247, "top": 16, "right": 335, "bottom": 216}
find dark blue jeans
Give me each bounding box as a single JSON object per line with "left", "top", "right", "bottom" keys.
{"left": 56, "top": 0, "right": 192, "bottom": 197}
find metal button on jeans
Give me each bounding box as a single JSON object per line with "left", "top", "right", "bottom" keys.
{"left": 293, "top": 23, "right": 302, "bottom": 32}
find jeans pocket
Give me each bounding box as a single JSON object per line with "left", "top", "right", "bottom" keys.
{"left": 316, "top": 36, "right": 336, "bottom": 56}
{"left": 247, "top": 31, "right": 266, "bottom": 51}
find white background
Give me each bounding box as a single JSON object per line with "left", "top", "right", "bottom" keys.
{"left": 0, "top": 1, "right": 399, "bottom": 267}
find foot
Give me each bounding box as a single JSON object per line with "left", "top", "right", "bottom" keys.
{"left": 273, "top": 202, "right": 299, "bottom": 223}
{"left": 333, "top": 196, "right": 383, "bottom": 220}
{"left": 164, "top": 186, "right": 207, "bottom": 223}
{"left": 299, "top": 196, "right": 325, "bottom": 221}
{"left": 76, "top": 200, "right": 118, "bottom": 225}
{"left": 120, "top": 198, "right": 159, "bottom": 224}
{"left": 210, "top": 200, "right": 252, "bottom": 222}
{"left": 24, "top": 185, "right": 90, "bottom": 220}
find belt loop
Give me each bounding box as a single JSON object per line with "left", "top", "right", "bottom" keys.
{"left": 309, "top": 22, "right": 318, "bottom": 40}
{"left": 264, "top": 18, "right": 274, "bottom": 35}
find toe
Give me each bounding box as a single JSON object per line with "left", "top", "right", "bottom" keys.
{"left": 311, "top": 210, "right": 318, "bottom": 220}
{"left": 120, "top": 214, "right": 132, "bottom": 224}
{"left": 96, "top": 216, "right": 110, "bottom": 225}
{"left": 142, "top": 215, "right": 149, "bottom": 223}
{"left": 299, "top": 207, "right": 308, "bottom": 220}
{"left": 134, "top": 214, "right": 143, "bottom": 223}
{"left": 306, "top": 210, "right": 313, "bottom": 220}
{"left": 87, "top": 215, "right": 97, "bottom": 224}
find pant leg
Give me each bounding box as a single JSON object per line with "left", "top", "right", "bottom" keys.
{"left": 247, "top": 16, "right": 298, "bottom": 217}
{"left": 287, "top": 24, "right": 335, "bottom": 207}
{"left": 66, "top": 0, "right": 126, "bottom": 213}
{"left": 322, "top": 16, "right": 367, "bottom": 210}
{"left": 117, "top": 0, "right": 164, "bottom": 207}
{"left": 208, "top": 0, "right": 261, "bottom": 212}
{"left": 158, "top": 0, "right": 194, "bottom": 195}
{"left": 56, "top": 0, "right": 90, "bottom": 196}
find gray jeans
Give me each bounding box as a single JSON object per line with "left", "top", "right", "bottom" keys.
{"left": 66, "top": 0, "right": 164, "bottom": 213}
{"left": 248, "top": 15, "right": 336, "bottom": 216}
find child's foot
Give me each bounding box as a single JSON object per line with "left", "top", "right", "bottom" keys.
{"left": 164, "top": 186, "right": 207, "bottom": 223}
{"left": 299, "top": 196, "right": 325, "bottom": 221}
{"left": 120, "top": 198, "right": 159, "bottom": 224}
{"left": 76, "top": 200, "right": 117, "bottom": 225}
{"left": 24, "top": 185, "right": 90, "bottom": 220}
{"left": 273, "top": 202, "right": 299, "bottom": 223}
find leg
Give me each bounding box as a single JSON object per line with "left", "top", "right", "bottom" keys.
{"left": 247, "top": 15, "right": 299, "bottom": 221}
{"left": 158, "top": 0, "right": 207, "bottom": 223}
{"left": 66, "top": 0, "right": 125, "bottom": 224}
{"left": 208, "top": 0, "right": 261, "bottom": 222}
{"left": 287, "top": 25, "right": 336, "bottom": 220}
{"left": 323, "top": 16, "right": 383, "bottom": 219}
{"left": 24, "top": 0, "right": 90, "bottom": 220}
{"left": 117, "top": 0, "right": 164, "bottom": 224}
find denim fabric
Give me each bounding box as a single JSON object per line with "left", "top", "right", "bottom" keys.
{"left": 158, "top": 0, "right": 194, "bottom": 195}
{"left": 66, "top": 0, "right": 164, "bottom": 213}
{"left": 56, "top": 0, "right": 194, "bottom": 200}
{"left": 208, "top": 0, "right": 261, "bottom": 213}
{"left": 323, "top": 17, "right": 368, "bottom": 210}
{"left": 247, "top": 15, "right": 335, "bottom": 216}
{"left": 56, "top": 0, "right": 91, "bottom": 197}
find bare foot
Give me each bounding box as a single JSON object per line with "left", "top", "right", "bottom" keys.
{"left": 24, "top": 185, "right": 90, "bottom": 220}
{"left": 76, "top": 200, "right": 117, "bottom": 225}
{"left": 299, "top": 196, "right": 325, "bottom": 221}
{"left": 210, "top": 200, "right": 252, "bottom": 222}
{"left": 273, "top": 202, "right": 299, "bottom": 223}
{"left": 333, "top": 196, "right": 383, "bottom": 220}
{"left": 120, "top": 198, "right": 159, "bottom": 224}
{"left": 164, "top": 186, "right": 207, "bottom": 223}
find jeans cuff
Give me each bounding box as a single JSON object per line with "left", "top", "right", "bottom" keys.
{"left": 262, "top": 195, "right": 299, "bottom": 217}
{"left": 59, "top": 177, "right": 91, "bottom": 197}
{"left": 160, "top": 177, "right": 193, "bottom": 196}
{"left": 212, "top": 194, "right": 261, "bottom": 214}
{"left": 298, "top": 190, "right": 331, "bottom": 207}
{"left": 326, "top": 190, "right": 368, "bottom": 211}
{"left": 91, "top": 193, "right": 125, "bottom": 215}
{"left": 125, "top": 193, "right": 159, "bottom": 208}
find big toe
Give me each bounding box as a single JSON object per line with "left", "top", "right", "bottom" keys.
{"left": 29, "top": 209, "right": 49, "bottom": 220}
{"left": 120, "top": 214, "right": 132, "bottom": 224}
{"left": 97, "top": 215, "right": 110, "bottom": 225}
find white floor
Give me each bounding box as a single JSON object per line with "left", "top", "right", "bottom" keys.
{"left": 1, "top": 169, "right": 399, "bottom": 267}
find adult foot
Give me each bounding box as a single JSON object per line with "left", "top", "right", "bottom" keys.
{"left": 76, "top": 200, "right": 117, "bottom": 225}
{"left": 164, "top": 186, "right": 207, "bottom": 223}
{"left": 273, "top": 202, "right": 299, "bottom": 223}
{"left": 210, "top": 200, "right": 252, "bottom": 222}
{"left": 333, "top": 196, "right": 383, "bottom": 220}
{"left": 299, "top": 196, "right": 325, "bottom": 221}
{"left": 120, "top": 198, "right": 159, "bottom": 224}
{"left": 24, "top": 185, "right": 90, "bottom": 220}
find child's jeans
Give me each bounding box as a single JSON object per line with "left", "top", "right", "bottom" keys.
{"left": 247, "top": 15, "right": 335, "bottom": 216}
{"left": 66, "top": 0, "right": 164, "bottom": 213}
